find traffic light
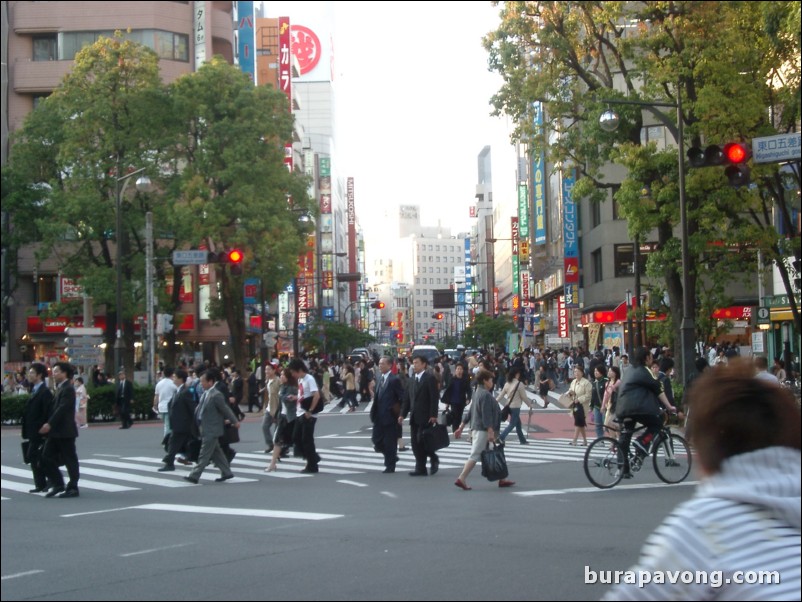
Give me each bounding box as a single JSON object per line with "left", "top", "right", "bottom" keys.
{"left": 226, "top": 249, "right": 243, "bottom": 275}
{"left": 370, "top": 301, "right": 385, "bottom": 309}
{"left": 395, "top": 332, "right": 402, "bottom": 341}
{"left": 722, "top": 142, "right": 751, "bottom": 188}
{"left": 385, "top": 321, "right": 396, "bottom": 327}
{"left": 687, "top": 141, "right": 751, "bottom": 187}
{"left": 431, "top": 312, "right": 444, "bottom": 320}
{"left": 427, "top": 327, "right": 435, "bottom": 333}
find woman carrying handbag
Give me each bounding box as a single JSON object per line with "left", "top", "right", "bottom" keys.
{"left": 453, "top": 369, "right": 515, "bottom": 490}
{"left": 497, "top": 367, "right": 534, "bottom": 445}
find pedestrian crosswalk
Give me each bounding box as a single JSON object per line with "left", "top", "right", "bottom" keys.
{"left": 0, "top": 438, "right": 587, "bottom": 498}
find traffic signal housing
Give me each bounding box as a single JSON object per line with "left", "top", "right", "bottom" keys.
{"left": 431, "top": 312, "right": 444, "bottom": 320}
{"left": 370, "top": 301, "right": 385, "bottom": 309}
{"left": 385, "top": 321, "right": 396, "bottom": 327}
{"left": 687, "top": 141, "right": 751, "bottom": 188}
{"left": 226, "top": 249, "right": 243, "bottom": 275}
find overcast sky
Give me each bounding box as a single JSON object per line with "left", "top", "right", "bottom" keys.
{"left": 263, "top": 1, "right": 517, "bottom": 259}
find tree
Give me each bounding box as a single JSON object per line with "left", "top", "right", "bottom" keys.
{"left": 302, "top": 320, "right": 375, "bottom": 356}
{"left": 162, "top": 58, "right": 314, "bottom": 371}
{"left": 462, "top": 313, "right": 515, "bottom": 350}
{"left": 485, "top": 2, "right": 801, "bottom": 378}
{"left": 8, "top": 33, "right": 169, "bottom": 375}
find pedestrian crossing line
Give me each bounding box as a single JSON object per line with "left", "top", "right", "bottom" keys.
{"left": 124, "top": 457, "right": 310, "bottom": 480}
{"left": 325, "top": 447, "right": 463, "bottom": 468}
{"left": 132, "top": 503, "right": 343, "bottom": 521}
{"left": 77, "top": 464, "right": 194, "bottom": 488}
{"left": 83, "top": 459, "right": 256, "bottom": 484}
{"left": 1, "top": 465, "right": 139, "bottom": 492}
{"left": 321, "top": 450, "right": 463, "bottom": 470}
{"left": 2, "top": 478, "right": 39, "bottom": 494}
{"left": 334, "top": 445, "right": 550, "bottom": 466}
{"left": 236, "top": 452, "right": 361, "bottom": 475}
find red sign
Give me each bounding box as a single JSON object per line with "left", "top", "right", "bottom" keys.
{"left": 60, "top": 277, "right": 84, "bottom": 300}
{"left": 558, "top": 296, "right": 568, "bottom": 338}
{"left": 27, "top": 315, "right": 108, "bottom": 334}
{"left": 291, "top": 25, "right": 321, "bottom": 75}
{"left": 712, "top": 306, "right": 753, "bottom": 320}
{"left": 322, "top": 270, "right": 334, "bottom": 290}
{"left": 165, "top": 271, "right": 194, "bottom": 303}
{"left": 564, "top": 257, "right": 579, "bottom": 284}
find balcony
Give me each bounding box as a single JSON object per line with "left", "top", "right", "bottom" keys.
{"left": 12, "top": 58, "right": 72, "bottom": 93}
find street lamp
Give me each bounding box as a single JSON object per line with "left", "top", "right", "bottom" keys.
{"left": 599, "top": 92, "right": 694, "bottom": 385}
{"left": 114, "top": 167, "right": 151, "bottom": 376}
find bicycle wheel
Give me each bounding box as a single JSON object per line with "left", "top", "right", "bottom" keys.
{"left": 584, "top": 436, "right": 625, "bottom": 489}
{"left": 653, "top": 433, "right": 692, "bottom": 484}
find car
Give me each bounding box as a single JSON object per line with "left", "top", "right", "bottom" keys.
{"left": 410, "top": 344, "right": 441, "bottom": 365}
{"left": 444, "top": 349, "right": 463, "bottom": 362}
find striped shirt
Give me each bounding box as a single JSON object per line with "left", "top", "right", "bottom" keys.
{"left": 603, "top": 446, "right": 801, "bottom": 601}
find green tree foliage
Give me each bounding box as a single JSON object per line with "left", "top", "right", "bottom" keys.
{"left": 485, "top": 1, "right": 801, "bottom": 375}
{"left": 302, "top": 320, "right": 375, "bottom": 356}
{"left": 8, "top": 35, "right": 314, "bottom": 373}
{"left": 462, "top": 313, "right": 516, "bottom": 350}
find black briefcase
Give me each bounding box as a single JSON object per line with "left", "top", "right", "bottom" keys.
{"left": 419, "top": 424, "right": 450, "bottom": 454}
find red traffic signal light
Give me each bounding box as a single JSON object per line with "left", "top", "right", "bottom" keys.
{"left": 723, "top": 142, "right": 751, "bottom": 188}
{"left": 385, "top": 321, "right": 396, "bottom": 327}
{"left": 723, "top": 142, "right": 749, "bottom": 164}
{"left": 226, "top": 249, "right": 243, "bottom": 264}
{"left": 395, "top": 332, "right": 402, "bottom": 340}
{"left": 427, "top": 327, "right": 435, "bottom": 333}
{"left": 370, "top": 301, "right": 385, "bottom": 309}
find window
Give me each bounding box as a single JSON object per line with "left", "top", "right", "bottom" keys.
{"left": 591, "top": 249, "right": 603, "bottom": 284}
{"left": 55, "top": 30, "right": 190, "bottom": 62}
{"left": 614, "top": 243, "right": 658, "bottom": 277}
{"left": 591, "top": 199, "right": 602, "bottom": 229}
{"left": 33, "top": 35, "right": 57, "bottom": 61}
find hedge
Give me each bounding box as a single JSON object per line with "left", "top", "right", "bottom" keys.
{"left": 2, "top": 384, "right": 157, "bottom": 425}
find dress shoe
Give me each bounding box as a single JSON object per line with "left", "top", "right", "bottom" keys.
{"left": 215, "top": 474, "right": 234, "bottom": 482}
{"left": 398, "top": 446, "right": 408, "bottom": 452}
{"left": 157, "top": 465, "right": 175, "bottom": 472}
{"left": 300, "top": 467, "right": 319, "bottom": 474}
{"left": 519, "top": 440, "right": 529, "bottom": 445}
{"left": 29, "top": 487, "right": 48, "bottom": 493}
{"left": 454, "top": 478, "right": 472, "bottom": 491}
{"left": 429, "top": 460, "right": 439, "bottom": 476}
{"left": 44, "top": 486, "right": 65, "bottom": 498}
{"left": 176, "top": 457, "right": 192, "bottom": 465}
{"left": 382, "top": 467, "right": 395, "bottom": 474}
{"left": 498, "top": 479, "right": 516, "bottom": 488}
{"left": 58, "top": 488, "right": 79, "bottom": 498}
{"left": 183, "top": 476, "right": 199, "bottom": 484}
{"left": 408, "top": 470, "right": 428, "bottom": 477}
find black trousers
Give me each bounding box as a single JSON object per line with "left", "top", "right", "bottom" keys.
{"left": 372, "top": 422, "right": 398, "bottom": 469}
{"left": 410, "top": 420, "right": 437, "bottom": 472}
{"left": 619, "top": 414, "right": 663, "bottom": 473}
{"left": 41, "top": 437, "right": 79, "bottom": 490}
{"left": 164, "top": 431, "right": 193, "bottom": 465}
{"left": 293, "top": 415, "right": 319, "bottom": 468}
{"left": 26, "top": 435, "right": 48, "bottom": 490}
{"left": 118, "top": 402, "right": 133, "bottom": 428}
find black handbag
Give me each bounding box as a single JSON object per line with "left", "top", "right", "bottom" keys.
{"left": 500, "top": 404, "right": 512, "bottom": 422}
{"left": 301, "top": 396, "right": 324, "bottom": 414}
{"left": 419, "top": 423, "right": 450, "bottom": 454}
{"left": 222, "top": 424, "right": 240, "bottom": 444}
{"left": 480, "top": 442, "right": 509, "bottom": 482}
{"left": 21, "top": 440, "right": 31, "bottom": 465}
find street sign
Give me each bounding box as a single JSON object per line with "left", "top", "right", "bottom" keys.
{"left": 65, "top": 327, "right": 103, "bottom": 336}
{"left": 752, "top": 133, "right": 801, "bottom": 164}
{"left": 64, "top": 336, "right": 104, "bottom": 346}
{"left": 172, "top": 250, "right": 210, "bottom": 265}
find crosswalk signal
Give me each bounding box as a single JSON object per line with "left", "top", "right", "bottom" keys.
{"left": 163, "top": 314, "right": 174, "bottom": 333}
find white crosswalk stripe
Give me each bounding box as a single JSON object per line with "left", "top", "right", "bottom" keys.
{"left": 1, "top": 437, "right": 588, "bottom": 499}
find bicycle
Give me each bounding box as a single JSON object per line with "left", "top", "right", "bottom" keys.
{"left": 583, "top": 414, "right": 692, "bottom": 489}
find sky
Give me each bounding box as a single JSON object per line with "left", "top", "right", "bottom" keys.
{"left": 262, "top": 1, "right": 518, "bottom": 261}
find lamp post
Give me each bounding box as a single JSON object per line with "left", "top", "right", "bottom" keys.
{"left": 599, "top": 91, "right": 694, "bottom": 384}
{"left": 114, "top": 167, "right": 151, "bottom": 376}
{"left": 625, "top": 289, "right": 634, "bottom": 356}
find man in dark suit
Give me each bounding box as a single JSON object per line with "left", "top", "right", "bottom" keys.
{"left": 371, "top": 357, "right": 404, "bottom": 473}
{"left": 400, "top": 354, "right": 440, "bottom": 476}
{"left": 184, "top": 368, "right": 240, "bottom": 484}
{"left": 158, "top": 368, "right": 198, "bottom": 472}
{"left": 21, "top": 363, "right": 54, "bottom": 493}
{"left": 116, "top": 368, "right": 134, "bottom": 429}
{"left": 38, "top": 361, "right": 80, "bottom": 498}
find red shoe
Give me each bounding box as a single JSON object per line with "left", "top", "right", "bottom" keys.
{"left": 454, "top": 479, "right": 472, "bottom": 491}
{"left": 498, "top": 480, "right": 516, "bottom": 488}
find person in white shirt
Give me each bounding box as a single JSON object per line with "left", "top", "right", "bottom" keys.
{"left": 153, "top": 367, "right": 178, "bottom": 436}
{"left": 289, "top": 358, "right": 321, "bottom": 474}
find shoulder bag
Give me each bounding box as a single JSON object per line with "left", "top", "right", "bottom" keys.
{"left": 480, "top": 442, "right": 509, "bottom": 482}
{"left": 500, "top": 381, "right": 521, "bottom": 422}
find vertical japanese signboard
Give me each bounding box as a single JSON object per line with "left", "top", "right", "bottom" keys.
{"left": 533, "top": 102, "right": 547, "bottom": 246}
{"left": 562, "top": 174, "right": 579, "bottom": 309}
{"left": 347, "top": 177, "right": 357, "bottom": 303}
{"left": 237, "top": 2, "right": 255, "bottom": 83}
{"left": 279, "top": 17, "right": 293, "bottom": 171}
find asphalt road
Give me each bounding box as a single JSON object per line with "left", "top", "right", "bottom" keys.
{"left": 1, "top": 402, "right": 696, "bottom": 601}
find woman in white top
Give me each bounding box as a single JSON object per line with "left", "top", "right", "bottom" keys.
{"left": 568, "top": 366, "right": 592, "bottom": 445}
{"left": 497, "top": 366, "right": 535, "bottom": 445}
{"left": 74, "top": 376, "right": 89, "bottom": 428}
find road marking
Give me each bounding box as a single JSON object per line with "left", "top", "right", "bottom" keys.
{"left": 380, "top": 491, "right": 398, "bottom": 498}
{"left": 337, "top": 480, "right": 368, "bottom": 488}
{"left": 1, "top": 570, "right": 45, "bottom": 581}
{"left": 2, "top": 466, "right": 138, "bottom": 492}
{"left": 120, "top": 543, "right": 192, "bottom": 558}
{"left": 61, "top": 506, "right": 138, "bottom": 518}
{"left": 82, "top": 459, "right": 256, "bottom": 484}
{"left": 76, "top": 465, "right": 194, "bottom": 488}
{"left": 235, "top": 453, "right": 361, "bottom": 475}
{"left": 513, "top": 480, "right": 700, "bottom": 496}
{"left": 133, "top": 504, "right": 343, "bottom": 521}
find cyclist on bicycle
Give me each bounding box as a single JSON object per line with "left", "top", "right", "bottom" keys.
{"left": 615, "top": 346, "right": 676, "bottom": 478}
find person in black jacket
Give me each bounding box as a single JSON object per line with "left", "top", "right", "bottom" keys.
{"left": 615, "top": 347, "right": 677, "bottom": 478}
{"left": 158, "top": 368, "right": 198, "bottom": 471}
{"left": 370, "top": 357, "right": 404, "bottom": 473}
{"left": 399, "top": 354, "right": 440, "bottom": 476}
{"left": 115, "top": 368, "right": 134, "bottom": 429}
{"left": 22, "top": 363, "right": 54, "bottom": 493}
{"left": 38, "top": 362, "right": 80, "bottom": 498}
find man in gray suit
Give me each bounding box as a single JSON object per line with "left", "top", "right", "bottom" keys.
{"left": 184, "top": 368, "right": 240, "bottom": 484}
